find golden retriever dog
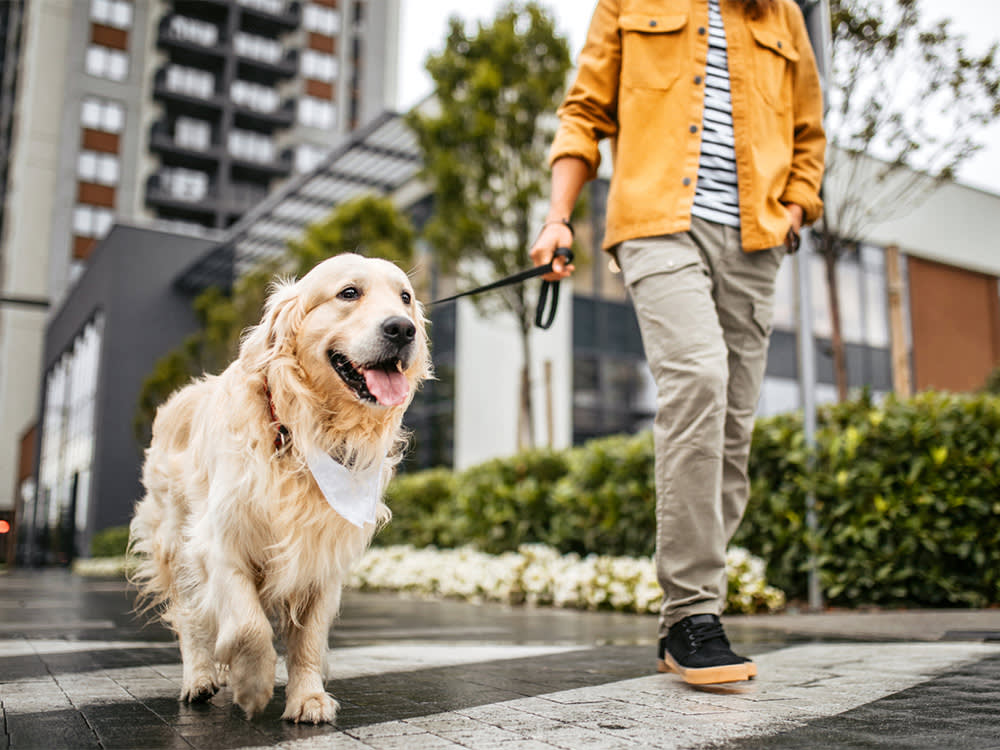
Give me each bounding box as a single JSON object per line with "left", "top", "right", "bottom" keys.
{"left": 129, "top": 253, "right": 430, "bottom": 723}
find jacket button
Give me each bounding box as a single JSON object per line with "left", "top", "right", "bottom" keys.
{"left": 649, "top": 19, "right": 657, "bottom": 27}
{"left": 698, "top": 26, "right": 706, "bottom": 35}
{"left": 777, "top": 40, "right": 783, "bottom": 48}
{"left": 683, "top": 177, "right": 692, "bottom": 186}
{"left": 694, "top": 75, "right": 703, "bottom": 85}
{"left": 690, "top": 125, "right": 698, "bottom": 134}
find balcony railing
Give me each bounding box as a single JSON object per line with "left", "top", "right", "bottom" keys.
{"left": 237, "top": 0, "right": 300, "bottom": 30}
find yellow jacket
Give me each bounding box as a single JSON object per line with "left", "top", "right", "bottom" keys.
{"left": 550, "top": 0, "right": 826, "bottom": 252}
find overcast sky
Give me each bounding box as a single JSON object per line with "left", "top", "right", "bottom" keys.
{"left": 395, "top": 0, "right": 1000, "bottom": 195}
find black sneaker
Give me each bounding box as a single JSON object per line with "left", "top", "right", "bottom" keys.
{"left": 657, "top": 614, "right": 755, "bottom": 685}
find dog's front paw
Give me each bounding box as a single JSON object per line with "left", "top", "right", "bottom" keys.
{"left": 232, "top": 679, "right": 274, "bottom": 719}
{"left": 229, "top": 650, "right": 276, "bottom": 719}
{"left": 282, "top": 692, "right": 339, "bottom": 724}
{"left": 180, "top": 672, "right": 220, "bottom": 703}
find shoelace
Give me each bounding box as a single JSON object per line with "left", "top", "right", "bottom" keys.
{"left": 685, "top": 619, "right": 730, "bottom": 650}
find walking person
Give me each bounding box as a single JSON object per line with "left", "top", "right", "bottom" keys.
{"left": 532, "top": 0, "right": 826, "bottom": 684}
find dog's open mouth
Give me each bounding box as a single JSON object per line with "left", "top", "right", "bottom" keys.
{"left": 329, "top": 352, "right": 410, "bottom": 407}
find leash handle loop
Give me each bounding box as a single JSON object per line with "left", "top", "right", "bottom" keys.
{"left": 534, "top": 247, "right": 573, "bottom": 330}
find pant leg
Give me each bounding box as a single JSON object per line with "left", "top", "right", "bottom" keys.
{"left": 616, "top": 232, "right": 729, "bottom": 635}
{"left": 688, "top": 218, "right": 785, "bottom": 599}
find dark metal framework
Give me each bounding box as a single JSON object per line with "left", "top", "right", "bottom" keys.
{"left": 176, "top": 110, "right": 421, "bottom": 292}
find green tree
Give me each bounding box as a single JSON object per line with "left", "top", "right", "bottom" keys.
{"left": 818, "top": 0, "right": 1000, "bottom": 400}
{"left": 406, "top": 2, "right": 573, "bottom": 449}
{"left": 134, "top": 195, "right": 415, "bottom": 445}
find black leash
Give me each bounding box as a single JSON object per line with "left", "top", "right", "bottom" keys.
{"left": 430, "top": 247, "right": 574, "bottom": 330}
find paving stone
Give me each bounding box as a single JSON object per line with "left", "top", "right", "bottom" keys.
{"left": 3, "top": 571, "right": 1000, "bottom": 750}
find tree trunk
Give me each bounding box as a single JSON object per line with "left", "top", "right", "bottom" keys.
{"left": 518, "top": 314, "right": 534, "bottom": 450}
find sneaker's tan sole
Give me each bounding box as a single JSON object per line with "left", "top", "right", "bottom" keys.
{"left": 657, "top": 655, "right": 754, "bottom": 685}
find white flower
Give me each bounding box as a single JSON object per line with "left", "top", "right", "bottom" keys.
{"left": 349, "top": 543, "right": 783, "bottom": 615}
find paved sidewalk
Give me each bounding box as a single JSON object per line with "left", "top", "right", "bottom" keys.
{"left": 1, "top": 569, "right": 999, "bottom": 749}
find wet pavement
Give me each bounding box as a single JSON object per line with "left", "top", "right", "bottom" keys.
{"left": 2, "top": 569, "right": 999, "bottom": 749}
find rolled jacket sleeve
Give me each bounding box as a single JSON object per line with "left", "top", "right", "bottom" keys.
{"left": 549, "top": 0, "right": 621, "bottom": 179}
{"left": 780, "top": 5, "right": 826, "bottom": 225}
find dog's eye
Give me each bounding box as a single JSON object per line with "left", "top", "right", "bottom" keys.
{"left": 337, "top": 286, "right": 360, "bottom": 301}
{"left": 401, "top": 291, "right": 412, "bottom": 305}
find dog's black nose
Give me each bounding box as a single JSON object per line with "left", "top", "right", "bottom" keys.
{"left": 382, "top": 316, "right": 416, "bottom": 346}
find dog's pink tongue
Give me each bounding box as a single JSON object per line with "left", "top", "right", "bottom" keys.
{"left": 364, "top": 368, "right": 410, "bottom": 406}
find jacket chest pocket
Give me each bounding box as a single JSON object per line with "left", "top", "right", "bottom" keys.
{"left": 748, "top": 23, "right": 799, "bottom": 109}
{"left": 619, "top": 13, "right": 688, "bottom": 90}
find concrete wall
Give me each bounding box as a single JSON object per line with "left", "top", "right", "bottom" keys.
{"left": 0, "top": 0, "right": 74, "bottom": 513}
{"left": 40, "top": 224, "right": 214, "bottom": 549}
{"left": 453, "top": 290, "right": 573, "bottom": 471}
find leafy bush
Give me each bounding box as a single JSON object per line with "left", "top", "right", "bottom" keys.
{"left": 387, "top": 391, "right": 1000, "bottom": 608}
{"left": 451, "top": 449, "right": 571, "bottom": 554}
{"left": 736, "top": 390, "right": 1000, "bottom": 607}
{"left": 90, "top": 525, "right": 131, "bottom": 558}
{"left": 983, "top": 365, "right": 1000, "bottom": 395}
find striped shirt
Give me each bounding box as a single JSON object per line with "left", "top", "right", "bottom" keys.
{"left": 691, "top": 0, "right": 741, "bottom": 228}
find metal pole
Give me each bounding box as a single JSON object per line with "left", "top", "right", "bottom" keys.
{"left": 794, "top": 229, "right": 824, "bottom": 612}
{"left": 795, "top": 0, "right": 831, "bottom": 612}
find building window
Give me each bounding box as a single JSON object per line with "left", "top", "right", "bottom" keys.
{"left": 160, "top": 167, "right": 209, "bottom": 201}
{"left": 90, "top": 0, "right": 132, "bottom": 29}
{"left": 73, "top": 205, "right": 114, "bottom": 238}
{"left": 77, "top": 150, "right": 120, "bottom": 185}
{"left": 238, "top": 0, "right": 286, "bottom": 14}
{"left": 295, "top": 143, "right": 330, "bottom": 173}
{"left": 231, "top": 80, "right": 279, "bottom": 112}
{"left": 168, "top": 15, "right": 218, "bottom": 47}
{"left": 860, "top": 245, "right": 890, "bottom": 347}
{"left": 85, "top": 44, "right": 129, "bottom": 81}
{"left": 297, "top": 96, "right": 335, "bottom": 129}
{"left": 175, "top": 116, "right": 211, "bottom": 150}
{"left": 301, "top": 49, "right": 338, "bottom": 82}
{"left": 228, "top": 128, "right": 274, "bottom": 163}
{"left": 81, "top": 97, "right": 125, "bottom": 133}
{"left": 165, "top": 64, "right": 215, "bottom": 99}
{"left": 234, "top": 32, "right": 283, "bottom": 64}
{"left": 303, "top": 4, "right": 340, "bottom": 35}
{"left": 36, "top": 315, "right": 104, "bottom": 564}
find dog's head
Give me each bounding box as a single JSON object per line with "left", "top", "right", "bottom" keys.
{"left": 241, "top": 254, "right": 431, "bottom": 433}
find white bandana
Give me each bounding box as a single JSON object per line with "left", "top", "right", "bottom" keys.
{"left": 306, "top": 449, "right": 385, "bottom": 528}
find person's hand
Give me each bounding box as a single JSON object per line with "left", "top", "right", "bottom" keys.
{"left": 783, "top": 203, "right": 804, "bottom": 253}
{"left": 785, "top": 203, "right": 804, "bottom": 234}
{"left": 530, "top": 220, "right": 576, "bottom": 282}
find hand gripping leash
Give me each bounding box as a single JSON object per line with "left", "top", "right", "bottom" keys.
{"left": 430, "top": 247, "right": 574, "bottom": 330}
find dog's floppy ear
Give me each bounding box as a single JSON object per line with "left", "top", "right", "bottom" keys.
{"left": 240, "top": 278, "right": 304, "bottom": 375}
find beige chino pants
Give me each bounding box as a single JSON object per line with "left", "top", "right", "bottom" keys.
{"left": 616, "top": 216, "right": 784, "bottom": 636}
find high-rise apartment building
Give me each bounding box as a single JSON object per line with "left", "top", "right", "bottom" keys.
{"left": 0, "top": 0, "right": 400, "bottom": 527}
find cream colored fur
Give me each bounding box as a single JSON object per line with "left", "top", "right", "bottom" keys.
{"left": 129, "top": 254, "right": 431, "bottom": 723}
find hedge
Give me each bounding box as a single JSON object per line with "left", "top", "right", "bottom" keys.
{"left": 90, "top": 525, "right": 131, "bottom": 558}
{"left": 385, "top": 391, "right": 1000, "bottom": 608}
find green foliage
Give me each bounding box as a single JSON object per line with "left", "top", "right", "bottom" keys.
{"left": 737, "top": 391, "right": 1000, "bottom": 607}
{"left": 286, "top": 194, "right": 415, "bottom": 272}
{"left": 133, "top": 196, "right": 416, "bottom": 446}
{"left": 406, "top": 2, "right": 573, "bottom": 327}
{"left": 982, "top": 365, "right": 1000, "bottom": 395}
{"left": 379, "top": 469, "right": 458, "bottom": 548}
{"left": 548, "top": 433, "right": 656, "bottom": 557}
{"left": 90, "top": 525, "right": 131, "bottom": 558}
{"left": 384, "top": 392, "right": 1000, "bottom": 608}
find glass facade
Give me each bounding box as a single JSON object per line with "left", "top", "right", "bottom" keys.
{"left": 30, "top": 315, "right": 104, "bottom": 564}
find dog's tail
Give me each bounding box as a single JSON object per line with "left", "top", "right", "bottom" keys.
{"left": 127, "top": 477, "right": 178, "bottom": 622}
